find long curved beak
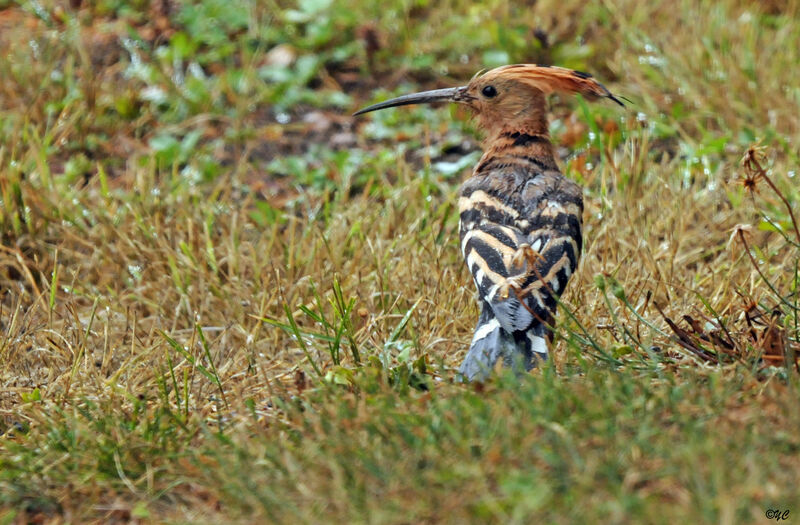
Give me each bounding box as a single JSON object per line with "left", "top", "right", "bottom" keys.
{"left": 353, "top": 87, "right": 465, "bottom": 116}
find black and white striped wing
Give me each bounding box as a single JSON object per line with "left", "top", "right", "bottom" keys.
{"left": 458, "top": 178, "right": 582, "bottom": 335}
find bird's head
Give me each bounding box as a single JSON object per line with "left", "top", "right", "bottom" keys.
{"left": 354, "top": 64, "right": 623, "bottom": 137}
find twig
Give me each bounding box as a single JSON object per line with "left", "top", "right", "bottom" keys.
{"left": 743, "top": 147, "right": 800, "bottom": 245}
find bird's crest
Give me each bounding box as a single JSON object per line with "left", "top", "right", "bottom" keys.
{"left": 479, "top": 64, "right": 625, "bottom": 106}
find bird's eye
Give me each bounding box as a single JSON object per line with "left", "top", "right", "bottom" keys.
{"left": 481, "top": 85, "right": 497, "bottom": 98}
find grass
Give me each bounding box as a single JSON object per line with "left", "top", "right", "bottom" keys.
{"left": 1, "top": 0, "right": 799, "bottom": 522}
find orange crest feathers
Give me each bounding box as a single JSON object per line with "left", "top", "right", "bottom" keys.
{"left": 481, "top": 64, "right": 625, "bottom": 106}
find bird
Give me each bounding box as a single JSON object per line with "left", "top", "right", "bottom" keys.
{"left": 354, "top": 64, "right": 623, "bottom": 381}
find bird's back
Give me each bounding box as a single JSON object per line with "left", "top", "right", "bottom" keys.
{"left": 458, "top": 157, "right": 583, "bottom": 381}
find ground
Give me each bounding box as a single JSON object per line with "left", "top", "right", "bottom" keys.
{"left": 0, "top": 0, "right": 799, "bottom": 523}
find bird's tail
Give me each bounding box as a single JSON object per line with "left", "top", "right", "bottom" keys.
{"left": 458, "top": 304, "right": 549, "bottom": 382}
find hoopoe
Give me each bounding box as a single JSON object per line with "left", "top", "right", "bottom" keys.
{"left": 355, "top": 64, "right": 623, "bottom": 381}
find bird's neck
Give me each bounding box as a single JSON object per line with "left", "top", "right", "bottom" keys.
{"left": 474, "top": 125, "right": 558, "bottom": 175}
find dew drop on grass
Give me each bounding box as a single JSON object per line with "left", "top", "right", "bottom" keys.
{"left": 171, "top": 64, "right": 184, "bottom": 88}
{"left": 188, "top": 62, "right": 206, "bottom": 80}
{"left": 29, "top": 0, "right": 50, "bottom": 23}
{"left": 141, "top": 86, "right": 167, "bottom": 104}
{"left": 122, "top": 38, "right": 147, "bottom": 79}
{"left": 638, "top": 55, "right": 666, "bottom": 66}
{"left": 768, "top": 110, "right": 778, "bottom": 127}
{"left": 128, "top": 265, "right": 142, "bottom": 280}
{"left": 276, "top": 112, "right": 291, "bottom": 124}
{"left": 28, "top": 40, "right": 40, "bottom": 59}
{"left": 180, "top": 165, "right": 201, "bottom": 185}
{"left": 789, "top": 171, "right": 795, "bottom": 178}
